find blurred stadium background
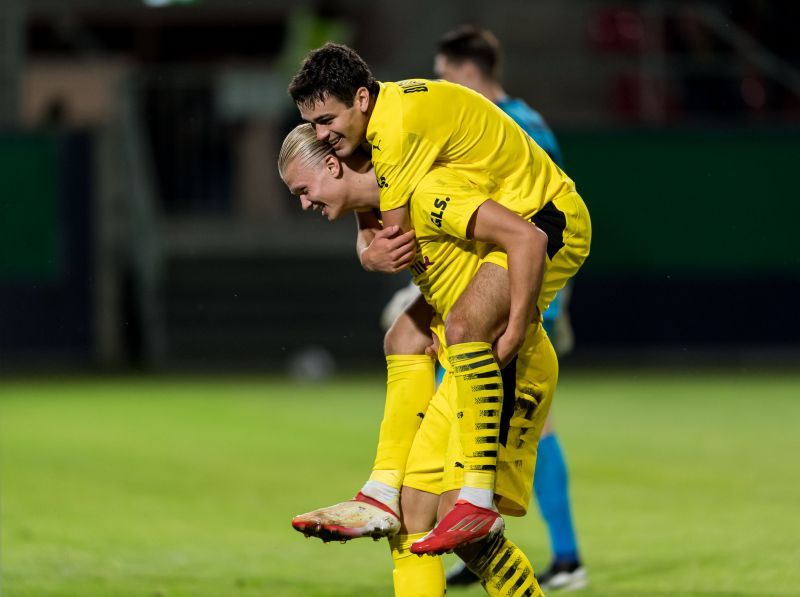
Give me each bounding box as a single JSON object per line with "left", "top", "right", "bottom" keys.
{"left": 1, "top": 0, "right": 799, "bottom": 595}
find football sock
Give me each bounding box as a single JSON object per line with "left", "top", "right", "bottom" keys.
{"left": 448, "top": 342, "right": 502, "bottom": 504}
{"left": 370, "top": 355, "right": 435, "bottom": 506}
{"left": 360, "top": 480, "right": 400, "bottom": 515}
{"left": 458, "top": 486, "right": 495, "bottom": 510}
{"left": 465, "top": 534, "right": 543, "bottom": 597}
{"left": 390, "top": 532, "right": 445, "bottom": 597}
{"left": 534, "top": 433, "right": 580, "bottom": 562}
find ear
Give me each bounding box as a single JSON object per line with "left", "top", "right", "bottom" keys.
{"left": 354, "top": 87, "right": 371, "bottom": 113}
{"left": 324, "top": 153, "right": 342, "bottom": 178}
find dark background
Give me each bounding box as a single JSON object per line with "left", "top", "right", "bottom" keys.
{"left": 1, "top": 0, "right": 798, "bottom": 372}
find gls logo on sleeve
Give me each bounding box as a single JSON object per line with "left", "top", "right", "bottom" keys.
{"left": 430, "top": 197, "right": 450, "bottom": 228}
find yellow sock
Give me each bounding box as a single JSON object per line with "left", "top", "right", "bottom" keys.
{"left": 466, "top": 534, "right": 543, "bottom": 597}
{"left": 371, "top": 355, "right": 435, "bottom": 488}
{"left": 447, "top": 341, "right": 501, "bottom": 491}
{"left": 390, "top": 532, "right": 445, "bottom": 597}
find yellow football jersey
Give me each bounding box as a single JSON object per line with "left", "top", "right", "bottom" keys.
{"left": 407, "top": 167, "right": 491, "bottom": 320}
{"left": 366, "top": 79, "right": 575, "bottom": 215}
{"left": 407, "top": 165, "right": 591, "bottom": 363}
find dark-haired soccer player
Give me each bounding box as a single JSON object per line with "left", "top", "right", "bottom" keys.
{"left": 280, "top": 123, "right": 590, "bottom": 596}
{"left": 433, "top": 26, "right": 587, "bottom": 591}
{"left": 288, "top": 42, "right": 583, "bottom": 555}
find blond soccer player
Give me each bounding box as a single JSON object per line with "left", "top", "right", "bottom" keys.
{"left": 279, "top": 123, "right": 590, "bottom": 595}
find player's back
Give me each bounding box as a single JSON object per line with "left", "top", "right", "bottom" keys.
{"left": 368, "top": 79, "right": 575, "bottom": 215}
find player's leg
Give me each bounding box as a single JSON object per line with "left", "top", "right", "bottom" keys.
{"left": 450, "top": 322, "right": 556, "bottom": 593}
{"left": 396, "top": 360, "right": 538, "bottom": 596}
{"left": 531, "top": 193, "right": 589, "bottom": 590}
{"left": 420, "top": 488, "right": 540, "bottom": 597}
{"left": 415, "top": 262, "right": 511, "bottom": 553}
{"left": 450, "top": 415, "right": 587, "bottom": 591}
{"left": 533, "top": 415, "right": 587, "bottom": 591}
{"left": 391, "top": 377, "right": 459, "bottom": 597}
{"left": 366, "top": 294, "right": 436, "bottom": 508}
{"left": 460, "top": 534, "right": 544, "bottom": 597}
{"left": 390, "top": 487, "right": 444, "bottom": 597}
{"left": 292, "top": 295, "right": 435, "bottom": 541}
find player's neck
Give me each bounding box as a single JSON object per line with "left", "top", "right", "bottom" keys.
{"left": 481, "top": 80, "right": 506, "bottom": 104}
{"left": 346, "top": 167, "right": 380, "bottom": 210}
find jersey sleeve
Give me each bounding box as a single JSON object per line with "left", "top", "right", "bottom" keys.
{"left": 374, "top": 132, "right": 442, "bottom": 212}
{"left": 411, "top": 169, "right": 490, "bottom": 240}
{"left": 369, "top": 82, "right": 446, "bottom": 212}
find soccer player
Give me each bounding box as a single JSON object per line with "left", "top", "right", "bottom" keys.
{"left": 433, "top": 26, "right": 587, "bottom": 591}
{"left": 289, "top": 42, "right": 584, "bottom": 553}
{"left": 279, "top": 122, "right": 591, "bottom": 596}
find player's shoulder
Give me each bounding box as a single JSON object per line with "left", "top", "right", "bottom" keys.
{"left": 381, "top": 78, "right": 471, "bottom": 102}
{"left": 412, "top": 168, "right": 484, "bottom": 214}
{"left": 415, "top": 166, "right": 476, "bottom": 196}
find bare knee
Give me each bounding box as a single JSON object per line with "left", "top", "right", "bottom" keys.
{"left": 384, "top": 298, "right": 434, "bottom": 356}
{"left": 399, "top": 486, "right": 439, "bottom": 534}
{"left": 444, "top": 310, "right": 474, "bottom": 346}
{"left": 384, "top": 321, "right": 426, "bottom": 355}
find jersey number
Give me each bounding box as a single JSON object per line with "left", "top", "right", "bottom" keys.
{"left": 399, "top": 80, "right": 429, "bottom": 94}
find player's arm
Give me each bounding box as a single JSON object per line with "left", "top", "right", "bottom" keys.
{"left": 467, "top": 200, "right": 548, "bottom": 366}
{"left": 355, "top": 210, "right": 416, "bottom": 273}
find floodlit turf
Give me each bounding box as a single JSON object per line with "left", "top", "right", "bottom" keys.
{"left": 1, "top": 372, "right": 799, "bottom": 596}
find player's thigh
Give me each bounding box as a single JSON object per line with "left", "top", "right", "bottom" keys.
{"left": 445, "top": 262, "right": 509, "bottom": 344}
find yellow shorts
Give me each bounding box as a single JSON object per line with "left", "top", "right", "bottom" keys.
{"left": 481, "top": 191, "right": 592, "bottom": 316}
{"left": 403, "top": 323, "right": 558, "bottom": 517}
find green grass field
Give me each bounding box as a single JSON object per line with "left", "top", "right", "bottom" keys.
{"left": 1, "top": 372, "right": 799, "bottom": 596}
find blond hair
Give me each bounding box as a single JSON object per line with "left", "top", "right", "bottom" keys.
{"left": 278, "top": 123, "right": 333, "bottom": 179}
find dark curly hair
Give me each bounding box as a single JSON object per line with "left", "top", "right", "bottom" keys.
{"left": 288, "top": 43, "right": 380, "bottom": 109}
{"left": 436, "top": 25, "right": 502, "bottom": 80}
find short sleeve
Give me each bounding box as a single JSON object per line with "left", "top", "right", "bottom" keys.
{"left": 411, "top": 168, "right": 490, "bottom": 240}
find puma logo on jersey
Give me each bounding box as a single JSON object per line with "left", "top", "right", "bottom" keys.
{"left": 410, "top": 255, "right": 434, "bottom": 276}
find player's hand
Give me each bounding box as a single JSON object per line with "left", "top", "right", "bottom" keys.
{"left": 360, "top": 226, "right": 416, "bottom": 273}
{"left": 425, "top": 333, "right": 440, "bottom": 360}
{"left": 494, "top": 325, "right": 525, "bottom": 368}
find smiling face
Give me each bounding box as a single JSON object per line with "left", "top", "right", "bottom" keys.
{"left": 281, "top": 154, "right": 349, "bottom": 221}
{"left": 298, "top": 88, "right": 371, "bottom": 158}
